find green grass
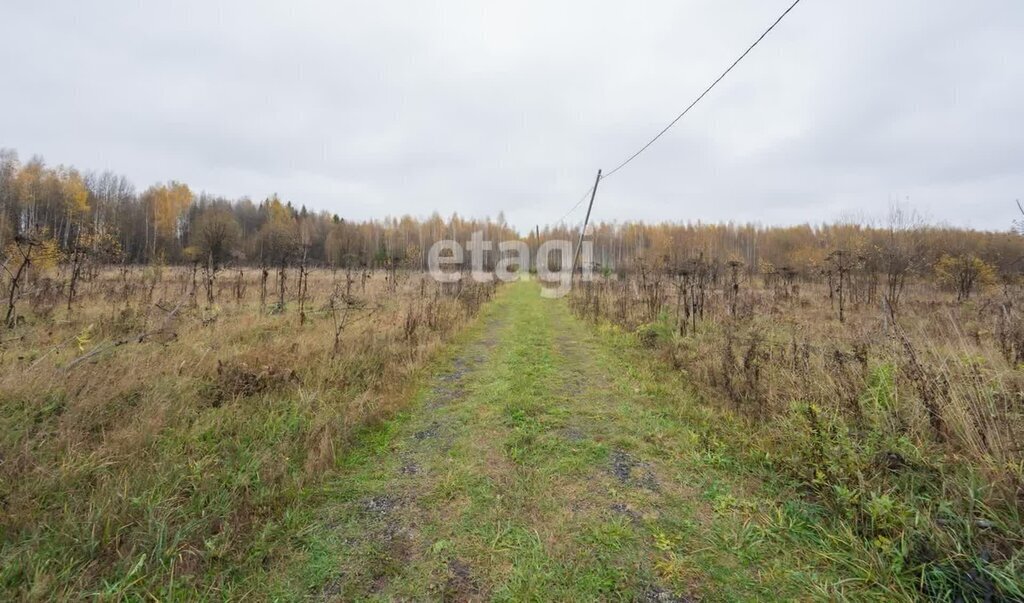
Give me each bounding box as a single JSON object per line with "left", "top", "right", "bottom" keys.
{"left": 270, "top": 280, "right": 875, "bottom": 600}
{"left": 0, "top": 281, "right": 494, "bottom": 600}
{"left": 8, "top": 278, "right": 1016, "bottom": 599}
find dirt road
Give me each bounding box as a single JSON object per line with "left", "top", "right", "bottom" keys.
{"left": 287, "top": 280, "right": 844, "bottom": 601}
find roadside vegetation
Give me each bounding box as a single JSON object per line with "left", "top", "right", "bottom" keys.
{"left": 0, "top": 265, "right": 494, "bottom": 599}
{"left": 570, "top": 243, "right": 1024, "bottom": 600}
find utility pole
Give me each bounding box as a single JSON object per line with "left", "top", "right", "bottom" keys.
{"left": 535, "top": 225, "right": 540, "bottom": 270}
{"left": 570, "top": 169, "right": 602, "bottom": 284}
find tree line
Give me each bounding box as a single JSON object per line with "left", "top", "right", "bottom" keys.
{"left": 2, "top": 149, "right": 1021, "bottom": 303}
{"left": 0, "top": 149, "right": 521, "bottom": 270}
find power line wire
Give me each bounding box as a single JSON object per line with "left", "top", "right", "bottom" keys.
{"left": 602, "top": 0, "right": 803, "bottom": 180}
{"left": 552, "top": 0, "right": 803, "bottom": 226}
{"left": 555, "top": 185, "right": 598, "bottom": 225}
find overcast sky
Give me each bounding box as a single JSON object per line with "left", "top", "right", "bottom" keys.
{"left": 2, "top": 0, "right": 1021, "bottom": 232}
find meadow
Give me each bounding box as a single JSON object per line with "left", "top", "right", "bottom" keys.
{"left": 571, "top": 265, "right": 1024, "bottom": 599}
{"left": 2, "top": 252, "right": 1023, "bottom": 599}
{"left": 0, "top": 265, "right": 494, "bottom": 598}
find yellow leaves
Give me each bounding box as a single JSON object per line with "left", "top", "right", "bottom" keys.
{"left": 182, "top": 245, "right": 202, "bottom": 263}
{"left": 75, "top": 324, "right": 94, "bottom": 352}
{"left": 653, "top": 531, "right": 677, "bottom": 552}
{"left": 13, "top": 160, "right": 44, "bottom": 204}
{"left": 934, "top": 253, "right": 997, "bottom": 297}
{"left": 5, "top": 235, "right": 63, "bottom": 272}
{"left": 265, "top": 194, "right": 292, "bottom": 224}
{"left": 34, "top": 237, "right": 63, "bottom": 272}
{"left": 145, "top": 181, "right": 192, "bottom": 239}
{"left": 11, "top": 162, "right": 89, "bottom": 215}
{"left": 78, "top": 230, "right": 122, "bottom": 261}
{"left": 60, "top": 169, "right": 89, "bottom": 215}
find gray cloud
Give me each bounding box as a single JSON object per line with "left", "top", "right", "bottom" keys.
{"left": 2, "top": 0, "right": 1021, "bottom": 231}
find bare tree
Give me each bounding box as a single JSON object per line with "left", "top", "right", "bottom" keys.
{"left": 880, "top": 204, "right": 925, "bottom": 316}
{"left": 3, "top": 234, "right": 41, "bottom": 328}
{"left": 65, "top": 232, "right": 87, "bottom": 312}
{"left": 826, "top": 249, "right": 859, "bottom": 323}
{"left": 192, "top": 208, "right": 241, "bottom": 306}
{"left": 258, "top": 219, "right": 298, "bottom": 312}
{"left": 726, "top": 259, "right": 743, "bottom": 317}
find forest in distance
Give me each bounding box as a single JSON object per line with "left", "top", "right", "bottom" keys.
{"left": 2, "top": 148, "right": 1022, "bottom": 285}
{"left": 2, "top": 148, "right": 1024, "bottom": 600}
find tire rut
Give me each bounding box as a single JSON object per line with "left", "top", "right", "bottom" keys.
{"left": 318, "top": 314, "right": 508, "bottom": 600}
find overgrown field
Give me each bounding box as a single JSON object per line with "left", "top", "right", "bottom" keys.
{"left": 3, "top": 254, "right": 1024, "bottom": 600}
{"left": 0, "top": 265, "right": 494, "bottom": 598}
{"left": 571, "top": 267, "right": 1024, "bottom": 599}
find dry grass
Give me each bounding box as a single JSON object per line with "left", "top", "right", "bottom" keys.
{"left": 0, "top": 265, "right": 494, "bottom": 599}
{"left": 572, "top": 274, "right": 1024, "bottom": 599}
